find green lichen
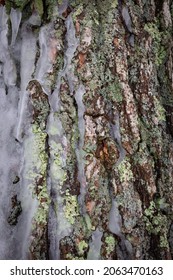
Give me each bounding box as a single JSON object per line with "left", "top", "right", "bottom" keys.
{"left": 49, "top": 139, "right": 67, "bottom": 184}
{"left": 144, "top": 20, "right": 167, "bottom": 66}
{"left": 160, "top": 235, "right": 169, "bottom": 249}
{"left": 5, "top": 0, "right": 58, "bottom": 20}
{"left": 144, "top": 201, "right": 169, "bottom": 248}
{"left": 30, "top": 123, "right": 50, "bottom": 225}
{"left": 12, "top": 0, "right": 30, "bottom": 9}
{"left": 139, "top": 120, "right": 163, "bottom": 159}
{"left": 64, "top": 190, "right": 79, "bottom": 225}
{"left": 5, "top": 0, "right": 30, "bottom": 13}
{"left": 80, "top": 2, "right": 122, "bottom": 105}
{"left": 27, "top": 118, "right": 51, "bottom": 259}
{"left": 66, "top": 253, "right": 84, "bottom": 260}
{"left": 45, "top": 0, "right": 58, "bottom": 19}
{"left": 84, "top": 214, "right": 92, "bottom": 231}
{"left": 100, "top": 76, "right": 123, "bottom": 103}
{"left": 26, "top": 124, "right": 48, "bottom": 182}
{"left": 34, "top": 203, "right": 48, "bottom": 224}
{"left": 154, "top": 96, "right": 166, "bottom": 122}
{"left": 72, "top": 4, "right": 83, "bottom": 22}
{"left": 105, "top": 235, "right": 117, "bottom": 256}
{"left": 111, "top": 0, "right": 118, "bottom": 9}
{"left": 77, "top": 240, "right": 88, "bottom": 256}
{"left": 155, "top": 197, "right": 169, "bottom": 211}
{"left": 117, "top": 159, "right": 133, "bottom": 183}
{"left": 96, "top": 0, "right": 118, "bottom": 17}
{"left": 33, "top": 0, "right": 43, "bottom": 17}
{"left": 108, "top": 80, "right": 123, "bottom": 103}
{"left": 73, "top": 214, "right": 93, "bottom": 240}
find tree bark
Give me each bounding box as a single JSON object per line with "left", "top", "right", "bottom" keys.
{"left": 0, "top": 0, "right": 173, "bottom": 260}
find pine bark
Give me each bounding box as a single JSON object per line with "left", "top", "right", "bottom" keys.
{"left": 1, "top": 0, "right": 173, "bottom": 260}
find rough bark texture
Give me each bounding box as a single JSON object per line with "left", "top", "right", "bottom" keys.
{"left": 0, "top": 0, "right": 173, "bottom": 260}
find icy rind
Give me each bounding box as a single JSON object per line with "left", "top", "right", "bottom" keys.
{"left": 111, "top": 113, "right": 126, "bottom": 166}
{"left": 0, "top": 7, "right": 21, "bottom": 259}
{"left": 122, "top": 6, "right": 132, "bottom": 33}
{"left": 75, "top": 84, "right": 87, "bottom": 214}
{"left": 87, "top": 229, "right": 103, "bottom": 260}
{"left": 109, "top": 198, "right": 133, "bottom": 259}
{"left": 0, "top": 7, "right": 17, "bottom": 87}
{"left": 108, "top": 198, "right": 122, "bottom": 236}
{"left": 16, "top": 23, "right": 37, "bottom": 142}
{"left": 10, "top": 8, "right": 22, "bottom": 46}
{"left": 35, "top": 24, "right": 53, "bottom": 93}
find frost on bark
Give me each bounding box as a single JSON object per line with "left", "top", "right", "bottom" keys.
{"left": 0, "top": 0, "right": 173, "bottom": 260}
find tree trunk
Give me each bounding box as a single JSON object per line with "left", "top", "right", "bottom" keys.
{"left": 0, "top": 0, "right": 173, "bottom": 260}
